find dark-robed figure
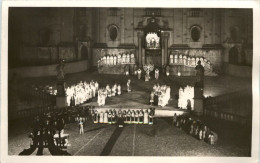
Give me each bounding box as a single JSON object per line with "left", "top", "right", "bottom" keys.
{"left": 195, "top": 61, "right": 204, "bottom": 87}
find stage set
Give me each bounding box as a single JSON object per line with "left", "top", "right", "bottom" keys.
{"left": 7, "top": 8, "right": 253, "bottom": 157}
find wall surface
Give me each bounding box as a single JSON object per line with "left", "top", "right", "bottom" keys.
{"left": 9, "top": 60, "right": 89, "bottom": 78}
{"left": 8, "top": 8, "right": 253, "bottom": 75}
{"left": 225, "top": 64, "right": 252, "bottom": 77}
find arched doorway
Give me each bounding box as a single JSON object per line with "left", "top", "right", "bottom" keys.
{"left": 229, "top": 47, "right": 239, "bottom": 64}
{"left": 81, "top": 46, "right": 88, "bottom": 59}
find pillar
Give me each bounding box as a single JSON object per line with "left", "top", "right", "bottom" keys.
{"left": 137, "top": 32, "right": 144, "bottom": 66}
{"left": 56, "top": 80, "right": 67, "bottom": 108}
{"left": 162, "top": 32, "right": 169, "bottom": 67}
{"left": 193, "top": 85, "right": 204, "bottom": 116}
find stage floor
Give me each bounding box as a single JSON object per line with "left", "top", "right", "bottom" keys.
{"left": 8, "top": 71, "right": 252, "bottom": 156}
{"left": 82, "top": 89, "right": 187, "bottom": 117}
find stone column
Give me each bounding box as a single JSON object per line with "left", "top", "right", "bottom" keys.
{"left": 162, "top": 32, "right": 169, "bottom": 67}
{"left": 137, "top": 32, "right": 144, "bottom": 66}
{"left": 193, "top": 85, "right": 204, "bottom": 116}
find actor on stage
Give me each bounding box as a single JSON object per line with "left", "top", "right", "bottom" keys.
{"left": 155, "top": 69, "right": 159, "bottom": 80}
{"left": 144, "top": 110, "right": 149, "bottom": 124}
{"left": 131, "top": 110, "right": 135, "bottom": 124}
{"left": 127, "top": 79, "right": 131, "bottom": 92}
{"left": 135, "top": 111, "right": 139, "bottom": 124}
{"left": 99, "top": 111, "right": 104, "bottom": 123}
{"left": 104, "top": 110, "right": 108, "bottom": 124}
{"left": 108, "top": 110, "right": 112, "bottom": 124}
{"left": 123, "top": 110, "right": 127, "bottom": 123}
{"left": 150, "top": 91, "right": 155, "bottom": 106}
{"left": 117, "top": 84, "right": 121, "bottom": 95}
{"left": 137, "top": 68, "right": 142, "bottom": 79}
{"left": 127, "top": 109, "right": 131, "bottom": 124}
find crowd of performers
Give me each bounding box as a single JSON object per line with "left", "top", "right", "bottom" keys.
{"left": 97, "top": 83, "right": 122, "bottom": 106}
{"left": 178, "top": 85, "right": 194, "bottom": 110}
{"left": 66, "top": 81, "right": 99, "bottom": 106}
{"left": 150, "top": 84, "right": 171, "bottom": 107}
{"left": 172, "top": 114, "right": 218, "bottom": 145}
{"left": 97, "top": 53, "right": 136, "bottom": 67}
{"left": 91, "top": 108, "right": 156, "bottom": 125}
{"left": 169, "top": 53, "right": 212, "bottom": 71}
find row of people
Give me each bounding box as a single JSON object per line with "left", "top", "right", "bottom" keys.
{"left": 98, "top": 53, "right": 136, "bottom": 66}
{"left": 66, "top": 80, "right": 99, "bottom": 106}
{"left": 172, "top": 114, "right": 218, "bottom": 145}
{"left": 91, "top": 108, "right": 156, "bottom": 125}
{"left": 169, "top": 54, "right": 212, "bottom": 70}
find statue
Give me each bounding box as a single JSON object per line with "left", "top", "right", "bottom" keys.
{"left": 195, "top": 61, "right": 204, "bottom": 87}
{"left": 56, "top": 60, "right": 65, "bottom": 81}
{"left": 143, "top": 64, "right": 154, "bottom": 81}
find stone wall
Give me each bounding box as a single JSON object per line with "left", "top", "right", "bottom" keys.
{"left": 9, "top": 60, "right": 89, "bottom": 78}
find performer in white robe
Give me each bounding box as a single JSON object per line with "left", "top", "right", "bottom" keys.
{"left": 111, "top": 84, "right": 116, "bottom": 96}
{"left": 170, "top": 54, "right": 174, "bottom": 64}
{"left": 183, "top": 55, "right": 187, "bottom": 65}
{"left": 155, "top": 69, "right": 159, "bottom": 80}
{"left": 97, "top": 89, "right": 102, "bottom": 106}
{"left": 117, "top": 54, "right": 121, "bottom": 64}
{"left": 110, "top": 56, "right": 114, "bottom": 65}
{"left": 135, "top": 111, "right": 139, "bottom": 124}
{"left": 113, "top": 55, "right": 117, "bottom": 65}
{"left": 122, "top": 54, "right": 126, "bottom": 64}
{"left": 104, "top": 111, "right": 108, "bottom": 123}
{"left": 131, "top": 110, "right": 135, "bottom": 124}
{"left": 99, "top": 111, "right": 104, "bottom": 123}
{"left": 126, "top": 54, "right": 130, "bottom": 63}
{"left": 127, "top": 79, "right": 131, "bottom": 92}
{"left": 117, "top": 84, "right": 121, "bottom": 95}
{"left": 174, "top": 54, "right": 178, "bottom": 64}
{"left": 144, "top": 110, "right": 149, "bottom": 124}
{"left": 127, "top": 109, "right": 131, "bottom": 124}
{"left": 150, "top": 91, "right": 154, "bottom": 106}
{"left": 130, "top": 54, "right": 135, "bottom": 64}
{"left": 137, "top": 69, "right": 142, "bottom": 79}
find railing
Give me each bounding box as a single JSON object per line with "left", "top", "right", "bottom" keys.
{"left": 204, "top": 89, "right": 252, "bottom": 126}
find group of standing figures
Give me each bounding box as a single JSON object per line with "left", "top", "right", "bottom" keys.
{"left": 91, "top": 108, "right": 156, "bottom": 125}
{"left": 97, "top": 83, "right": 122, "bottom": 106}
{"left": 172, "top": 114, "right": 218, "bottom": 145}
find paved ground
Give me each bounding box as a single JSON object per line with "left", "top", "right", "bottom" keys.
{"left": 8, "top": 118, "right": 251, "bottom": 156}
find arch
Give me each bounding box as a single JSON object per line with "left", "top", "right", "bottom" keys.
{"left": 229, "top": 46, "right": 239, "bottom": 64}
{"left": 81, "top": 45, "right": 88, "bottom": 59}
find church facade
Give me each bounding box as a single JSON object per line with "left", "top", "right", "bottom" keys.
{"left": 8, "top": 8, "right": 253, "bottom": 77}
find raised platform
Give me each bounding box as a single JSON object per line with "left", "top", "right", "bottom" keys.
{"left": 81, "top": 88, "right": 187, "bottom": 117}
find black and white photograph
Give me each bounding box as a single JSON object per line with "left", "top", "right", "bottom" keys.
{"left": 1, "top": 0, "right": 260, "bottom": 163}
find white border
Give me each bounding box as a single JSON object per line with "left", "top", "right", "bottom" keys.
{"left": 1, "top": 0, "right": 260, "bottom": 163}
